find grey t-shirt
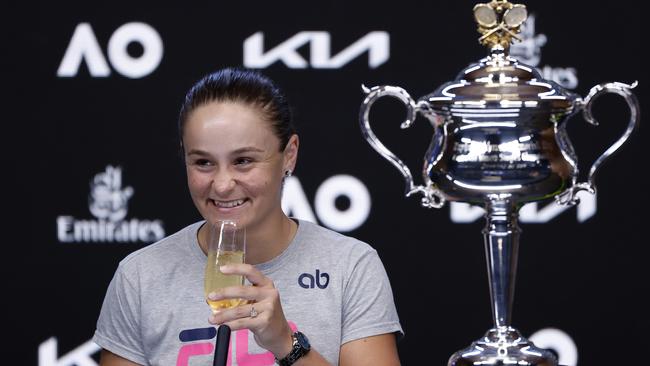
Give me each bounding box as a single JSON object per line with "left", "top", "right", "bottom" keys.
{"left": 93, "top": 220, "right": 402, "bottom": 365}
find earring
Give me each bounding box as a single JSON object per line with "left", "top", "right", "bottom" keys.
{"left": 285, "top": 170, "right": 293, "bottom": 177}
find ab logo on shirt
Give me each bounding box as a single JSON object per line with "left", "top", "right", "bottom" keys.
{"left": 298, "top": 269, "right": 330, "bottom": 289}
{"left": 176, "top": 322, "right": 298, "bottom": 366}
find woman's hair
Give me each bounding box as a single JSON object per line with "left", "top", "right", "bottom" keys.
{"left": 178, "top": 67, "right": 296, "bottom": 151}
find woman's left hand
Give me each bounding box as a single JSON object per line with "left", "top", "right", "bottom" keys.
{"left": 207, "top": 263, "right": 293, "bottom": 358}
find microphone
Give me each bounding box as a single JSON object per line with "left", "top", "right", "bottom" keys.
{"left": 213, "top": 325, "right": 231, "bottom": 366}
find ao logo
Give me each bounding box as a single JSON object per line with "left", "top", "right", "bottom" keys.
{"left": 450, "top": 191, "right": 597, "bottom": 223}
{"left": 244, "top": 31, "right": 389, "bottom": 69}
{"left": 37, "top": 328, "right": 578, "bottom": 366}
{"left": 282, "top": 175, "right": 371, "bottom": 232}
{"left": 57, "top": 22, "right": 163, "bottom": 78}
{"left": 530, "top": 328, "right": 579, "bottom": 366}
{"left": 281, "top": 174, "right": 594, "bottom": 229}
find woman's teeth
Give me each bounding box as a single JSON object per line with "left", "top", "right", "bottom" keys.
{"left": 215, "top": 199, "right": 245, "bottom": 208}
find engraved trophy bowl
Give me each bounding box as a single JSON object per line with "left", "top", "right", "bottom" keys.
{"left": 358, "top": 1, "right": 640, "bottom": 365}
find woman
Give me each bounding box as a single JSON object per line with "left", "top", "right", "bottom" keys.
{"left": 93, "top": 68, "right": 403, "bottom": 366}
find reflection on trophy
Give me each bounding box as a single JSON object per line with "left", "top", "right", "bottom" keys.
{"left": 359, "top": 1, "right": 640, "bottom": 365}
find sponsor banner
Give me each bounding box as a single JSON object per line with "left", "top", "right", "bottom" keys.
{"left": 56, "top": 165, "right": 165, "bottom": 243}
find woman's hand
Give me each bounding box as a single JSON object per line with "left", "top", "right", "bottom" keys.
{"left": 207, "top": 263, "right": 294, "bottom": 358}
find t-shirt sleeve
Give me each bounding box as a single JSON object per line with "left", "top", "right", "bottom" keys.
{"left": 341, "top": 248, "right": 403, "bottom": 344}
{"left": 92, "top": 264, "right": 148, "bottom": 365}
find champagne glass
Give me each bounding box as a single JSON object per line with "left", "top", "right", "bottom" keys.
{"left": 204, "top": 220, "right": 247, "bottom": 313}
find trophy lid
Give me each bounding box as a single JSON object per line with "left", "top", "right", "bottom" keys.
{"left": 426, "top": 0, "right": 576, "bottom": 111}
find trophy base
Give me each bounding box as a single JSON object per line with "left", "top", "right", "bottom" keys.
{"left": 448, "top": 327, "right": 558, "bottom": 366}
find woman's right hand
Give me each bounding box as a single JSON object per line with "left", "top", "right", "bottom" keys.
{"left": 207, "top": 263, "right": 295, "bottom": 359}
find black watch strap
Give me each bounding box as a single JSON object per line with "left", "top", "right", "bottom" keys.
{"left": 276, "top": 332, "right": 311, "bottom": 366}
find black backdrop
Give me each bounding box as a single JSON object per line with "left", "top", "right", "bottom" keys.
{"left": 7, "top": 0, "right": 648, "bottom": 365}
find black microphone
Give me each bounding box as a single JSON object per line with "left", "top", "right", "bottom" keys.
{"left": 213, "top": 325, "right": 231, "bottom": 366}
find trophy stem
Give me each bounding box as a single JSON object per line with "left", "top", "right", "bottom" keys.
{"left": 447, "top": 196, "right": 558, "bottom": 366}
{"left": 483, "top": 197, "right": 520, "bottom": 329}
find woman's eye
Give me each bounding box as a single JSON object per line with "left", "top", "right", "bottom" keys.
{"left": 194, "top": 159, "right": 213, "bottom": 167}
{"left": 234, "top": 157, "right": 253, "bottom": 166}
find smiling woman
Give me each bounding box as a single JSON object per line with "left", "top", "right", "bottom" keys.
{"left": 183, "top": 101, "right": 297, "bottom": 252}
{"left": 92, "top": 68, "right": 403, "bottom": 366}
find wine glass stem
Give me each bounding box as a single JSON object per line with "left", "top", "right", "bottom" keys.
{"left": 483, "top": 197, "right": 520, "bottom": 329}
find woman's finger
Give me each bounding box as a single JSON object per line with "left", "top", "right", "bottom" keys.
{"left": 208, "top": 286, "right": 262, "bottom": 302}
{"left": 222, "top": 316, "right": 260, "bottom": 332}
{"left": 220, "top": 263, "right": 274, "bottom": 287}
{"left": 209, "top": 302, "right": 265, "bottom": 326}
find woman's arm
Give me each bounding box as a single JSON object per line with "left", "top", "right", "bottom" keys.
{"left": 99, "top": 349, "right": 143, "bottom": 366}
{"left": 208, "top": 264, "right": 402, "bottom": 366}
{"left": 338, "top": 333, "right": 400, "bottom": 366}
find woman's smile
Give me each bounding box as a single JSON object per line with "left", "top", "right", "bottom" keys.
{"left": 209, "top": 198, "right": 250, "bottom": 213}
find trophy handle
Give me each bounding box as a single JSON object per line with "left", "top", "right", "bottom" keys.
{"left": 359, "top": 84, "right": 445, "bottom": 208}
{"left": 557, "top": 81, "right": 640, "bottom": 205}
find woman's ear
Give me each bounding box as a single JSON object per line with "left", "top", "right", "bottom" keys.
{"left": 283, "top": 134, "right": 299, "bottom": 173}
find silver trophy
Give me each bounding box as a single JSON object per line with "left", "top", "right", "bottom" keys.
{"left": 359, "top": 1, "right": 640, "bottom": 365}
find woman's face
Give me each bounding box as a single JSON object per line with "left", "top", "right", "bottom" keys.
{"left": 182, "top": 101, "right": 297, "bottom": 231}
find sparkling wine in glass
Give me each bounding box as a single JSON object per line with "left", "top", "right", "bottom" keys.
{"left": 204, "top": 220, "right": 247, "bottom": 313}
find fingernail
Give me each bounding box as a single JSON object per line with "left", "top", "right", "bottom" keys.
{"left": 219, "top": 265, "right": 230, "bottom": 272}
{"left": 208, "top": 292, "right": 219, "bottom": 300}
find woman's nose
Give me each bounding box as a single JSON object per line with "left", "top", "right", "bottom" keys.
{"left": 211, "top": 171, "right": 236, "bottom": 193}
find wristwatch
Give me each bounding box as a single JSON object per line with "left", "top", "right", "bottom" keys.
{"left": 275, "top": 331, "right": 311, "bottom": 366}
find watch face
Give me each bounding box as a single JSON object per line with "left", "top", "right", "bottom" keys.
{"left": 276, "top": 332, "right": 312, "bottom": 366}
{"left": 295, "top": 332, "right": 311, "bottom": 350}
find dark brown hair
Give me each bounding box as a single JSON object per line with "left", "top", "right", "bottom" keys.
{"left": 178, "top": 67, "right": 295, "bottom": 151}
